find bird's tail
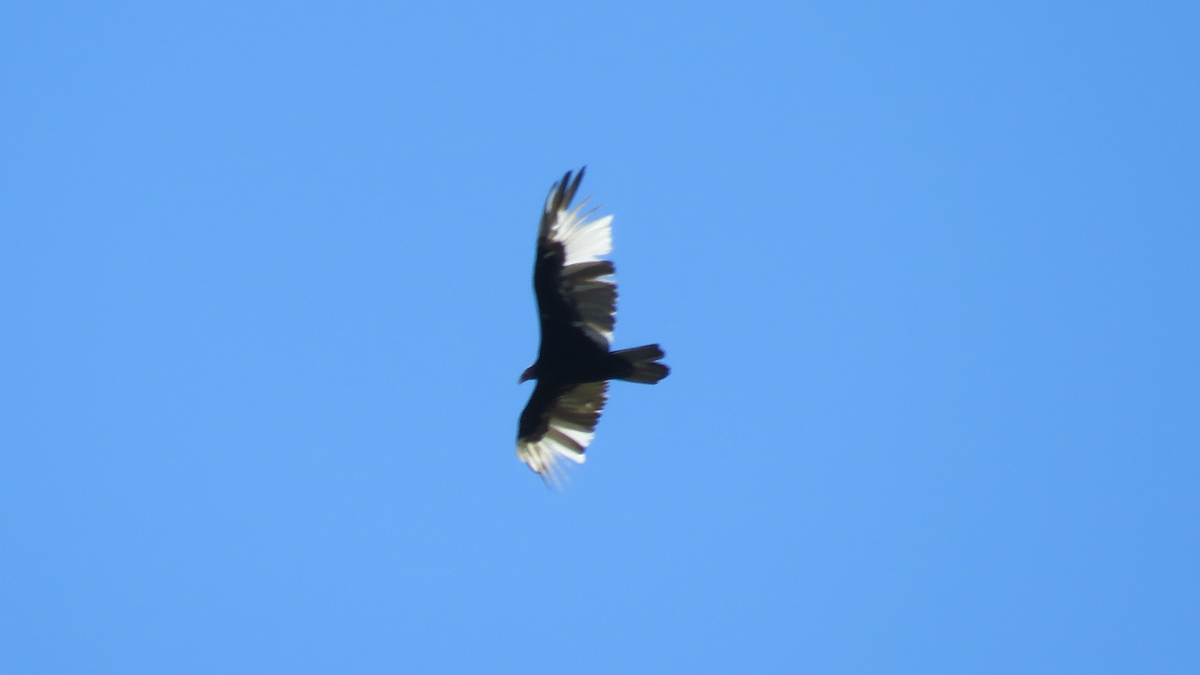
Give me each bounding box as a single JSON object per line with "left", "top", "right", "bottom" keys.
{"left": 613, "top": 344, "right": 670, "bottom": 384}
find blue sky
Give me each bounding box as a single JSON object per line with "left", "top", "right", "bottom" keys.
{"left": 2, "top": 1, "right": 1197, "bottom": 673}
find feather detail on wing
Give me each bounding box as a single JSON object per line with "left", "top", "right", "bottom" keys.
{"left": 539, "top": 168, "right": 618, "bottom": 346}
{"left": 517, "top": 381, "right": 608, "bottom": 486}
{"left": 551, "top": 208, "right": 613, "bottom": 267}
{"left": 560, "top": 260, "right": 617, "bottom": 346}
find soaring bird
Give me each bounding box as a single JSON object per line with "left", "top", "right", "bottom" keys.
{"left": 517, "top": 168, "right": 669, "bottom": 483}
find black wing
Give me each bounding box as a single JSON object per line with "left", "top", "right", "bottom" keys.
{"left": 517, "top": 380, "right": 608, "bottom": 484}
{"left": 533, "top": 168, "right": 618, "bottom": 348}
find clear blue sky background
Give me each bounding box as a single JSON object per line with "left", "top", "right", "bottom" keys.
{"left": 2, "top": 1, "right": 1197, "bottom": 673}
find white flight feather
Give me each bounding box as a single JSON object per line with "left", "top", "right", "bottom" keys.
{"left": 550, "top": 203, "right": 613, "bottom": 267}
{"left": 517, "top": 423, "right": 588, "bottom": 487}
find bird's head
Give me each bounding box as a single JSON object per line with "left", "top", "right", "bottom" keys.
{"left": 519, "top": 364, "right": 537, "bottom": 383}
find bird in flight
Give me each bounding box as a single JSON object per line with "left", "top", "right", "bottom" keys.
{"left": 517, "top": 168, "right": 669, "bottom": 484}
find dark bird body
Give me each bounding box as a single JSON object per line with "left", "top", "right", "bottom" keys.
{"left": 517, "top": 169, "right": 668, "bottom": 482}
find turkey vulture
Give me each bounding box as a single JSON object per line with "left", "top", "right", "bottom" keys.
{"left": 517, "top": 168, "right": 669, "bottom": 483}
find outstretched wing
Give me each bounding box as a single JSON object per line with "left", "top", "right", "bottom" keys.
{"left": 517, "top": 380, "right": 608, "bottom": 485}
{"left": 535, "top": 168, "right": 618, "bottom": 347}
